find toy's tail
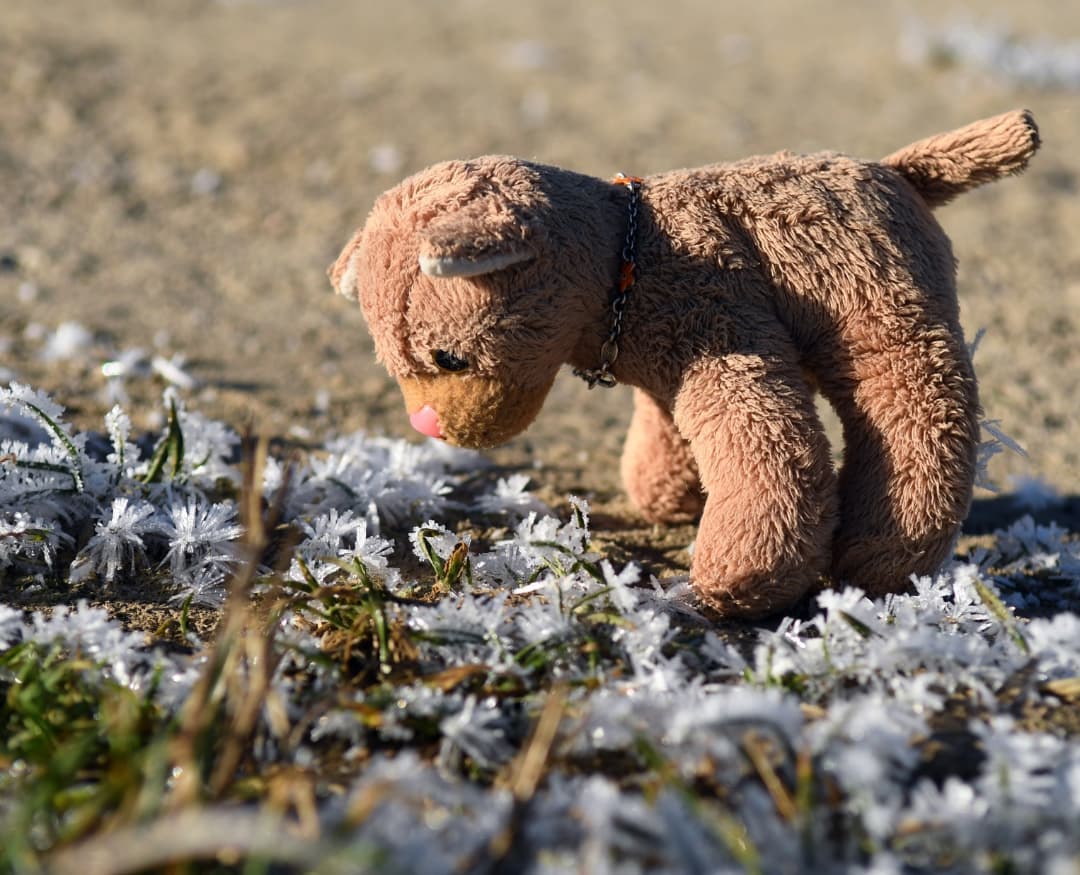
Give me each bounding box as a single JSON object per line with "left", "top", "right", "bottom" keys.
{"left": 881, "top": 109, "right": 1039, "bottom": 209}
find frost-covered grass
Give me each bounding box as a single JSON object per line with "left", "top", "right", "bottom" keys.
{"left": 2, "top": 382, "right": 1080, "bottom": 875}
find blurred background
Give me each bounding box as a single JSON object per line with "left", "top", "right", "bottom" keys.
{"left": 1, "top": 0, "right": 1077, "bottom": 510}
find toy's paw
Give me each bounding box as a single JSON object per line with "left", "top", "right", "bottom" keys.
{"left": 691, "top": 570, "right": 822, "bottom": 620}
{"left": 831, "top": 530, "right": 953, "bottom": 598}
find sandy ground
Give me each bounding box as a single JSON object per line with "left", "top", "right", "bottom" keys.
{"left": 2, "top": 0, "right": 1078, "bottom": 560}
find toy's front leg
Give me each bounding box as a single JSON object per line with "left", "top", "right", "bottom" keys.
{"left": 621, "top": 388, "right": 704, "bottom": 524}
{"left": 673, "top": 351, "right": 838, "bottom": 618}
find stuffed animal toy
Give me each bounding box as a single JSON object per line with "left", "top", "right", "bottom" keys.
{"left": 330, "top": 109, "right": 1039, "bottom": 619}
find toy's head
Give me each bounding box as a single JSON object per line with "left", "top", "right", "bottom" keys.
{"left": 331, "top": 157, "right": 604, "bottom": 448}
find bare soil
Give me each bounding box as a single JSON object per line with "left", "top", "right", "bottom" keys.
{"left": 2, "top": 0, "right": 1078, "bottom": 585}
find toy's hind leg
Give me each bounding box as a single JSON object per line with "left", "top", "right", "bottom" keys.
{"left": 820, "top": 327, "right": 979, "bottom": 595}
{"left": 621, "top": 389, "right": 704, "bottom": 523}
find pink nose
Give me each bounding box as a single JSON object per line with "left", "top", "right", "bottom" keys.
{"left": 409, "top": 405, "right": 444, "bottom": 439}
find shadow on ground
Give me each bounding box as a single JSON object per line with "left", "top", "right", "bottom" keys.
{"left": 965, "top": 493, "right": 1080, "bottom": 534}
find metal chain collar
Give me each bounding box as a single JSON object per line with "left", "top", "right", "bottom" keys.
{"left": 573, "top": 173, "right": 643, "bottom": 389}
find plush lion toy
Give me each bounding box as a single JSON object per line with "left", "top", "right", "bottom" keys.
{"left": 330, "top": 109, "right": 1039, "bottom": 619}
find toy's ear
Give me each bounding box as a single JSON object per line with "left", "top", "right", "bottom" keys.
{"left": 418, "top": 200, "right": 541, "bottom": 279}
{"left": 328, "top": 228, "right": 363, "bottom": 300}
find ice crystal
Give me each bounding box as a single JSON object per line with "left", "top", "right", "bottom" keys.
{"left": 0, "top": 382, "right": 68, "bottom": 425}
{"left": 0, "top": 510, "right": 70, "bottom": 568}
{"left": 152, "top": 353, "right": 199, "bottom": 389}
{"left": 71, "top": 496, "right": 159, "bottom": 582}
{"left": 438, "top": 695, "right": 517, "bottom": 771}
{"left": 104, "top": 404, "right": 139, "bottom": 471}
{"left": 285, "top": 431, "right": 465, "bottom": 528}
{"left": 39, "top": 321, "right": 94, "bottom": 362}
{"left": 471, "top": 473, "right": 547, "bottom": 517}
{"left": 409, "top": 520, "right": 462, "bottom": 563}
{"left": 13, "top": 601, "right": 194, "bottom": 697}
{"left": 289, "top": 508, "right": 396, "bottom": 588}
{"left": 160, "top": 495, "right": 244, "bottom": 580}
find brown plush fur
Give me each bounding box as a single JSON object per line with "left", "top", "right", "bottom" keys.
{"left": 331, "top": 109, "right": 1039, "bottom": 619}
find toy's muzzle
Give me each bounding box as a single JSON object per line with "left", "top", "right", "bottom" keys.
{"left": 399, "top": 374, "right": 553, "bottom": 449}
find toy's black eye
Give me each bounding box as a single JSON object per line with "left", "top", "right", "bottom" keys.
{"left": 433, "top": 349, "right": 470, "bottom": 372}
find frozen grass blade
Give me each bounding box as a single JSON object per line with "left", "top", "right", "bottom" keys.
{"left": 5, "top": 458, "right": 83, "bottom": 492}
{"left": 635, "top": 735, "right": 764, "bottom": 874}
{"left": 974, "top": 578, "right": 1030, "bottom": 654}
{"left": 47, "top": 807, "right": 380, "bottom": 875}
{"left": 0, "top": 641, "right": 167, "bottom": 871}
{"left": 742, "top": 728, "right": 798, "bottom": 822}
{"left": 0, "top": 383, "right": 84, "bottom": 492}
{"left": 506, "top": 682, "right": 567, "bottom": 800}
{"left": 839, "top": 609, "right": 879, "bottom": 640}
{"left": 141, "top": 396, "right": 185, "bottom": 484}
{"left": 17, "top": 406, "right": 83, "bottom": 485}
{"left": 169, "top": 434, "right": 291, "bottom": 804}
{"left": 471, "top": 683, "right": 569, "bottom": 870}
